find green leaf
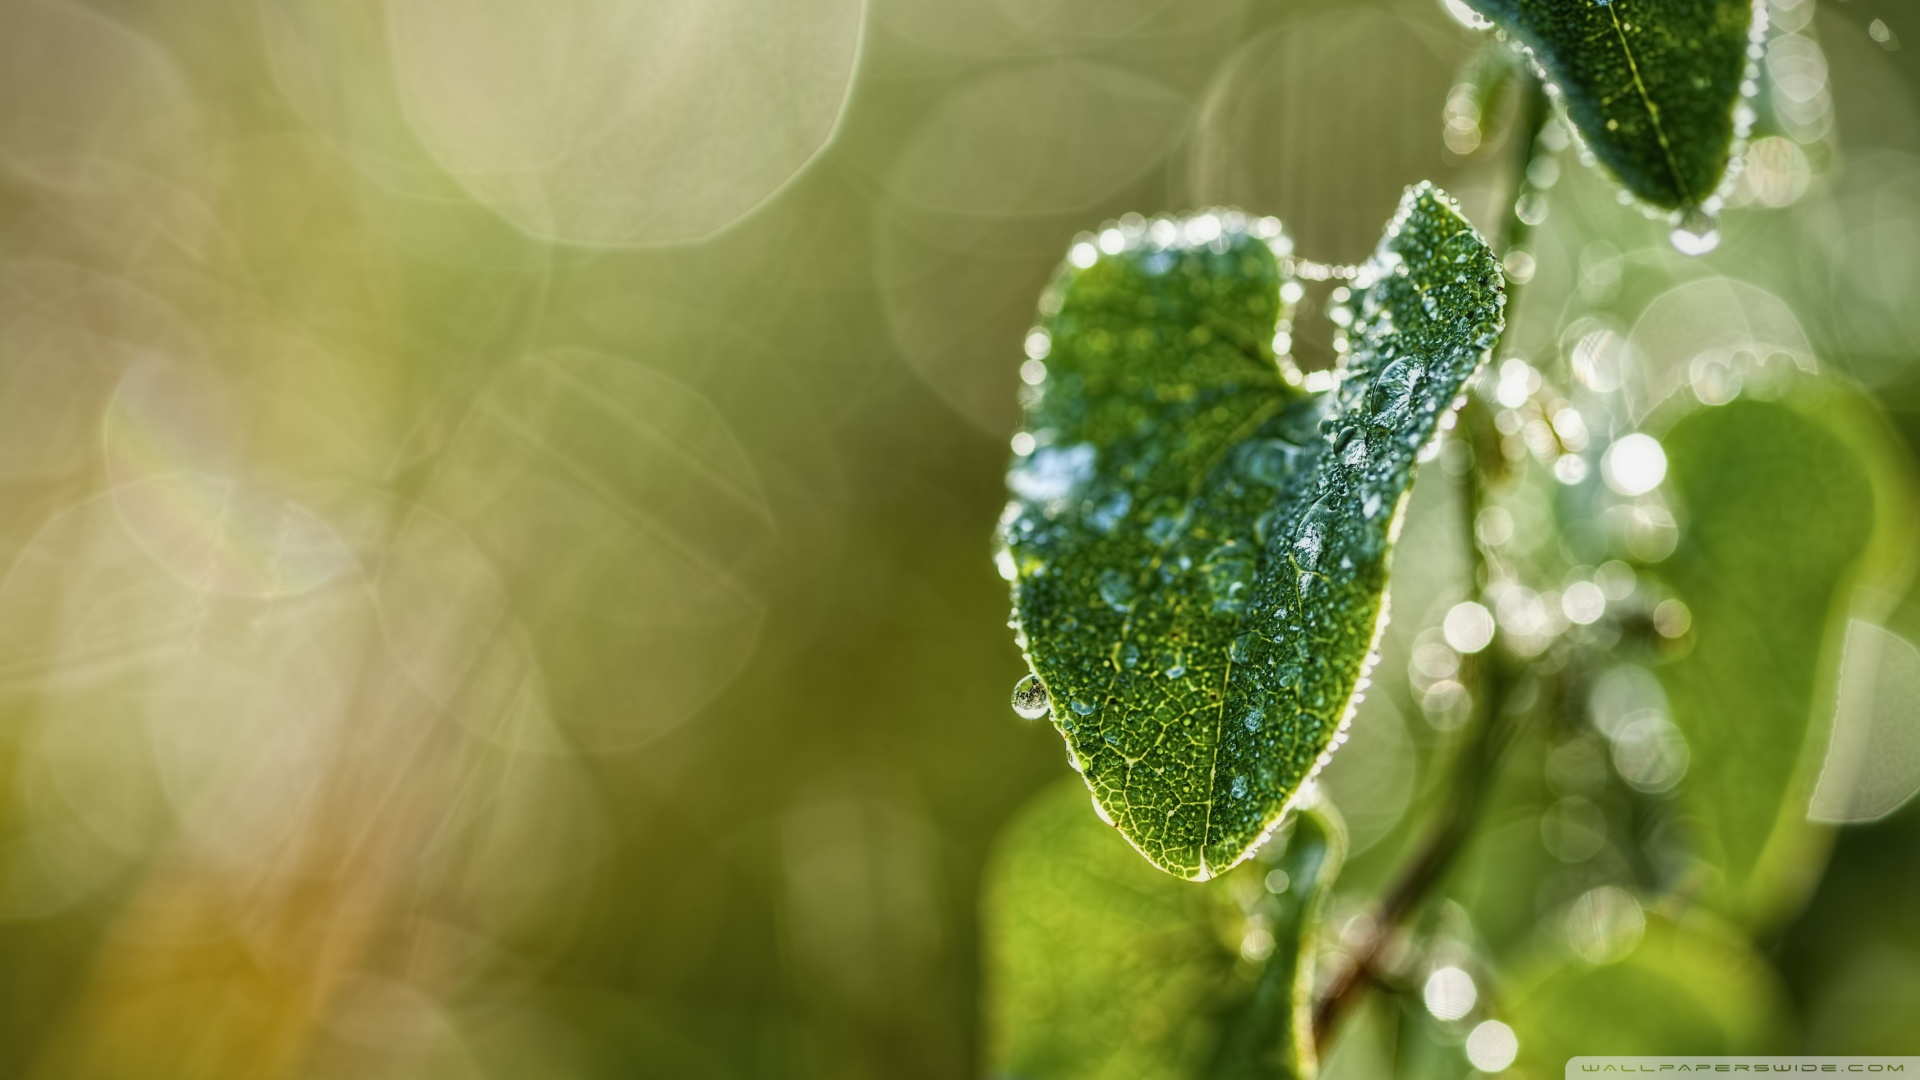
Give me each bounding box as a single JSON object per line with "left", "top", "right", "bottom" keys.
{"left": 982, "top": 778, "right": 1343, "bottom": 1080}
{"left": 1507, "top": 911, "right": 1791, "bottom": 1066}
{"left": 1000, "top": 187, "right": 1503, "bottom": 880}
{"left": 1465, "top": 0, "right": 1757, "bottom": 210}
{"left": 1656, "top": 397, "right": 1879, "bottom": 923}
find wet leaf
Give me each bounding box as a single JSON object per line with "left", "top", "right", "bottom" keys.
{"left": 1466, "top": 0, "right": 1757, "bottom": 210}
{"left": 1656, "top": 398, "right": 1879, "bottom": 924}
{"left": 982, "top": 778, "right": 1342, "bottom": 1080}
{"left": 1000, "top": 187, "right": 1503, "bottom": 879}
{"left": 1507, "top": 911, "right": 1791, "bottom": 1067}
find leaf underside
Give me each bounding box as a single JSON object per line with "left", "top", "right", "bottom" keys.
{"left": 1468, "top": 0, "right": 1756, "bottom": 210}
{"left": 1001, "top": 186, "right": 1503, "bottom": 880}
{"left": 983, "top": 778, "right": 1341, "bottom": 1080}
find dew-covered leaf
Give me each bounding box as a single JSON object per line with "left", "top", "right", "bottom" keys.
{"left": 1000, "top": 187, "right": 1503, "bottom": 880}
{"left": 982, "top": 778, "right": 1342, "bottom": 1080}
{"left": 1465, "top": 0, "right": 1758, "bottom": 210}
{"left": 1656, "top": 398, "right": 1879, "bottom": 924}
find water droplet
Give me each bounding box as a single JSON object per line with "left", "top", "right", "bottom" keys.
{"left": 1164, "top": 661, "right": 1187, "bottom": 680}
{"left": 1120, "top": 643, "right": 1141, "bottom": 668}
{"left": 1294, "top": 523, "right": 1324, "bottom": 568}
{"left": 1242, "top": 707, "right": 1263, "bottom": 732}
{"left": 1669, "top": 207, "right": 1720, "bottom": 256}
{"left": 1070, "top": 699, "right": 1096, "bottom": 716}
{"left": 1146, "top": 511, "right": 1188, "bottom": 546}
{"left": 1229, "top": 634, "right": 1252, "bottom": 664}
{"left": 1237, "top": 438, "right": 1305, "bottom": 488}
{"left": 1207, "top": 554, "right": 1255, "bottom": 616}
{"left": 1011, "top": 674, "right": 1049, "bottom": 719}
{"left": 1098, "top": 569, "right": 1135, "bottom": 611}
{"left": 1230, "top": 775, "right": 1249, "bottom": 798}
{"left": 1368, "top": 358, "right": 1419, "bottom": 424}
{"left": 1343, "top": 433, "right": 1369, "bottom": 466}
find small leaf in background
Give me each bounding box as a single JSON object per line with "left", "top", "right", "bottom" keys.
{"left": 1657, "top": 398, "right": 1875, "bottom": 923}
{"left": 1464, "top": 0, "right": 1758, "bottom": 212}
{"left": 1001, "top": 186, "right": 1502, "bottom": 879}
{"left": 1507, "top": 909, "right": 1791, "bottom": 1067}
{"left": 981, "top": 778, "right": 1342, "bottom": 1080}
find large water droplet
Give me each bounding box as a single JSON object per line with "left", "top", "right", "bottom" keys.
{"left": 1368, "top": 358, "right": 1419, "bottom": 424}
{"left": 1669, "top": 207, "right": 1720, "bottom": 256}
{"left": 1012, "top": 674, "right": 1049, "bottom": 719}
{"left": 1237, "top": 438, "right": 1305, "bottom": 488}
{"left": 1098, "top": 569, "right": 1135, "bottom": 611}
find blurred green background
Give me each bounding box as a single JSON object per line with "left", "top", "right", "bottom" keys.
{"left": 0, "top": 0, "right": 1918, "bottom": 1076}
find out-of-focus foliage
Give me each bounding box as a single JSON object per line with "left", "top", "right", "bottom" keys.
{"left": 1001, "top": 188, "right": 1501, "bottom": 880}
{"left": 1461, "top": 0, "right": 1758, "bottom": 211}
{"left": 0, "top": 0, "right": 1916, "bottom": 1075}
{"left": 1506, "top": 912, "right": 1791, "bottom": 1067}
{"left": 982, "top": 779, "right": 1339, "bottom": 1080}
{"left": 1656, "top": 397, "right": 1877, "bottom": 925}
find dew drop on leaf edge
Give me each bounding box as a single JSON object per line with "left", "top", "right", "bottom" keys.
{"left": 1012, "top": 673, "right": 1049, "bottom": 719}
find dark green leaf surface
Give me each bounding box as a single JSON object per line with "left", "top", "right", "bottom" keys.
{"left": 1658, "top": 398, "right": 1875, "bottom": 922}
{"left": 1467, "top": 0, "right": 1756, "bottom": 210}
{"left": 982, "top": 778, "right": 1342, "bottom": 1080}
{"left": 1000, "top": 188, "right": 1502, "bottom": 880}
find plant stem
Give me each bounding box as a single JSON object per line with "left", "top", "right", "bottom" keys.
{"left": 1308, "top": 69, "right": 1551, "bottom": 1053}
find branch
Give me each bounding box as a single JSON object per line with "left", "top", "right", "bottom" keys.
{"left": 1308, "top": 69, "right": 1551, "bottom": 1052}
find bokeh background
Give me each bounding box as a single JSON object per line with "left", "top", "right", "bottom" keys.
{"left": 0, "top": 0, "right": 1917, "bottom": 1076}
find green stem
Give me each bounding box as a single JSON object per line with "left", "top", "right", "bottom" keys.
{"left": 1307, "top": 71, "right": 1551, "bottom": 1055}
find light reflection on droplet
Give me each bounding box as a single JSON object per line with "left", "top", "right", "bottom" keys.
{"left": 1601, "top": 433, "right": 1666, "bottom": 496}
{"left": 1670, "top": 207, "right": 1721, "bottom": 256}
{"left": 1423, "top": 965, "right": 1478, "bottom": 1021}
{"left": 1465, "top": 1019, "right": 1519, "bottom": 1072}
{"left": 1564, "top": 885, "right": 1645, "bottom": 964}
{"left": 1562, "top": 581, "right": 1606, "bottom": 625}
{"left": 1443, "top": 601, "right": 1495, "bottom": 654}
{"left": 1610, "top": 712, "right": 1690, "bottom": 793}
{"left": 1652, "top": 598, "right": 1692, "bottom": 638}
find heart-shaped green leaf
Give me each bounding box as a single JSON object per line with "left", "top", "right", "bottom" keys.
{"left": 1000, "top": 186, "right": 1503, "bottom": 879}
{"left": 1657, "top": 396, "right": 1880, "bottom": 924}
{"left": 982, "top": 778, "right": 1343, "bottom": 1080}
{"left": 1466, "top": 0, "right": 1758, "bottom": 211}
